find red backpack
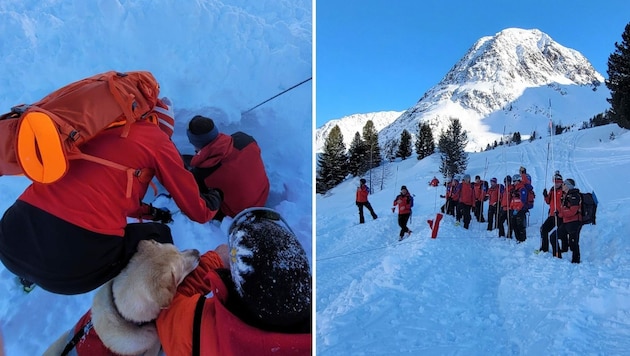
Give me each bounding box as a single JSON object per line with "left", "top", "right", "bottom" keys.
{"left": 0, "top": 71, "right": 164, "bottom": 195}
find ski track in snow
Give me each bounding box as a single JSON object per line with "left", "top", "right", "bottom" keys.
{"left": 316, "top": 125, "right": 630, "bottom": 355}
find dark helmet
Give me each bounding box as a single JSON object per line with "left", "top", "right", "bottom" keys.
{"left": 360, "top": 178, "right": 366, "bottom": 185}
{"left": 504, "top": 175, "right": 512, "bottom": 184}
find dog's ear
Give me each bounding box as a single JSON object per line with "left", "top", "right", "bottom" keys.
{"left": 156, "top": 270, "right": 177, "bottom": 308}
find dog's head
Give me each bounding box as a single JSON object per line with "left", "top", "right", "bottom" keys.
{"left": 113, "top": 240, "right": 200, "bottom": 322}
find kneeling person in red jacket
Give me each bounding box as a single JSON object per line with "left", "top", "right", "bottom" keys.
{"left": 157, "top": 207, "right": 312, "bottom": 355}
{"left": 185, "top": 115, "right": 270, "bottom": 220}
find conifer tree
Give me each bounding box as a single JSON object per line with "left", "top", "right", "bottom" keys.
{"left": 415, "top": 122, "right": 435, "bottom": 160}
{"left": 437, "top": 118, "right": 468, "bottom": 177}
{"left": 606, "top": 22, "right": 630, "bottom": 129}
{"left": 317, "top": 125, "right": 348, "bottom": 191}
{"left": 396, "top": 129, "right": 413, "bottom": 160}
{"left": 362, "top": 120, "right": 382, "bottom": 169}
{"left": 512, "top": 132, "right": 521, "bottom": 144}
{"left": 383, "top": 138, "right": 399, "bottom": 162}
{"left": 347, "top": 131, "right": 368, "bottom": 177}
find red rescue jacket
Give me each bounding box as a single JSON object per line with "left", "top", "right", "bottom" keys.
{"left": 545, "top": 186, "right": 564, "bottom": 217}
{"left": 356, "top": 185, "right": 370, "bottom": 203}
{"left": 487, "top": 183, "right": 503, "bottom": 207}
{"left": 190, "top": 132, "right": 270, "bottom": 218}
{"left": 19, "top": 122, "right": 217, "bottom": 236}
{"left": 393, "top": 193, "right": 413, "bottom": 214}
{"left": 458, "top": 182, "right": 475, "bottom": 206}
{"left": 501, "top": 185, "right": 514, "bottom": 211}
{"left": 157, "top": 252, "right": 311, "bottom": 355}
{"left": 449, "top": 181, "right": 460, "bottom": 201}
{"left": 509, "top": 182, "right": 528, "bottom": 211}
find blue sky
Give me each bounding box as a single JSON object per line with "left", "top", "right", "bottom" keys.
{"left": 316, "top": 0, "right": 630, "bottom": 127}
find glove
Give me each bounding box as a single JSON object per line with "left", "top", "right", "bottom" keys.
{"left": 150, "top": 205, "right": 173, "bottom": 224}
{"left": 543, "top": 188, "right": 548, "bottom": 198}
{"left": 392, "top": 207, "right": 395, "bottom": 213}
{"left": 356, "top": 202, "right": 360, "bottom": 207}
{"left": 554, "top": 210, "right": 559, "bottom": 217}
{"left": 201, "top": 188, "right": 223, "bottom": 211}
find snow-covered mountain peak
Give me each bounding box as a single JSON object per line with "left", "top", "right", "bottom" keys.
{"left": 375, "top": 28, "right": 608, "bottom": 152}
{"left": 440, "top": 27, "right": 603, "bottom": 87}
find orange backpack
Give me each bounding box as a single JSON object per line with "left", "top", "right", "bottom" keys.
{"left": 0, "top": 71, "right": 163, "bottom": 195}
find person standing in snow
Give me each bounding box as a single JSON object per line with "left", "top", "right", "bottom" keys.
{"left": 451, "top": 176, "right": 462, "bottom": 222}
{"left": 519, "top": 166, "right": 532, "bottom": 185}
{"left": 457, "top": 174, "right": 475, "bottom": 229}
{"left": 552, "top": 178, "right": 583, "bottom": 263}
{"left": 440, "top": 177, "right": 458, "bottom": 216}
{"left": 183, "top": 115, "right": 270, "bottom": 221}
{"left": 497, "top": 175, "right": 514, "bottom": 238}
{"left": 392, "top": 186, "right": 414, "bottom": 240}
{"left": 486, "top": 177, "right": 503, "bottom": 231}
{"left": 356, "top": 178, "right": 378, "bottom": 224}
{"left": 473, "top": 175, "right": 488, "bottom": 223}
{"left": 0, "top": 99, "right": 222, "bottom": 295}
{"left": 509, "top": 174, "right": 528, "bottom": 242}
{"left": 539, "top": 172, "right": 565, "bottom": 253}
{"left": 429, "top": 176, "right": 440, "bottom": 187}
{"left": 156, "top": 208, "right": 311, "bottom": 355}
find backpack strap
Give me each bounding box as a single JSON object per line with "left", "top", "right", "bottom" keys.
{"left": 72, "top": 153, "right": 157, "bottom": 198}
{"left": 192, "top": 294, "right": 207, "bottom": 356}
{"left": 107, "top": 73, "right": 137, "bottom": 138}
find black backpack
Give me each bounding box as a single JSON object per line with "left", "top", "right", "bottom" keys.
{"left": 580, "top": 192, "right": 598, "bottom": 225}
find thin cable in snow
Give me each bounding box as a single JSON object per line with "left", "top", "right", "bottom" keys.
{"left": 241, "top": 77, "right": 312, "bottom": 115}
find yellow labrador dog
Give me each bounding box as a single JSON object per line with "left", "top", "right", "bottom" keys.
{"left": 44, "top": 240, "right": 200, "bottom": 356}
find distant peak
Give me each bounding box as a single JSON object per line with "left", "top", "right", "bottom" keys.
{"left": 439, "top": 27, "right": 602, "bottom": 87}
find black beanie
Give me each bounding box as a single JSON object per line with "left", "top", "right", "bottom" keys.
{"left": 228, "top": 208, "right": 312, "bottom": 328}
{"left": 187, "top": 115, "right": 219, "bottom": 149}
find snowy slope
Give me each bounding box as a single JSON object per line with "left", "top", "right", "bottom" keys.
{"left": 315, "top": 111, "right": 403, "bottom": 153}
{"left": 316, "top": 124, "right": 630, "bottom": 355}
{"left": 0, "top": 1, "right": 312, "bottom": 355}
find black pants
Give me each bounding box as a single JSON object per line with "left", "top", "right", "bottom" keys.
{"left": 540, "top": 215, "right": 563, "bottom": 252}
{"left": 357, "top": 201, "right": 377, "bottom": 223}
{"left": 487, "top": 204, "right": 498, "bottom": 230}
{"left": 509, "top": 210, "right": 527, "bottom": 242}
{"left": 0, "top": 200, "right": 173, "bottom": 295}
{"left": 398, "top": 213, "right": 411, "bottom": 237}
{"left": 474, "top": 200, "right": 485, "bottom": 222}
{"left": 441, "top": 198, "right": 457, "bottom": 216}
{"left": 553, "top": 221, "right": 581, "bottom": 262}
{"left": 498, "top": 210, "right": 513, "bottom": 238}
{"left": 458, "top": 203, "right": 472, "bottom": 229}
